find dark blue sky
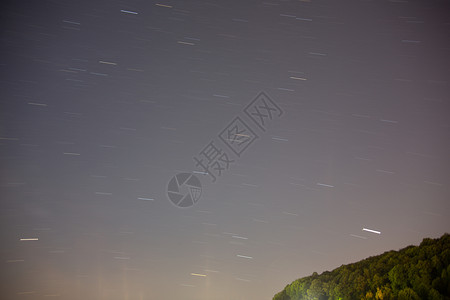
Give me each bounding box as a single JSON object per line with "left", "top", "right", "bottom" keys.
{"left": 1, "top": 0, "right": 449, "bottom": 299}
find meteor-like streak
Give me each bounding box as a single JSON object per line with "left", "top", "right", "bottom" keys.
{"left": 362, "top": 228, "right": 381, "bottom": 234}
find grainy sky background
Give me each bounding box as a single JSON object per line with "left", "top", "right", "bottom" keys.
{"left": 1, "top": 0, "right": 449, "bottom": 299}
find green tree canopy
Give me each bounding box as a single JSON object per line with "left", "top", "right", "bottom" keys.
{"left": 272, "top": 233, "right": 450, "bottom": 300}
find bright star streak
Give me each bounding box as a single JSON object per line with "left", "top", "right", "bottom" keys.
{"left": 362, "top": 228, "right": 381, "bottom": 234}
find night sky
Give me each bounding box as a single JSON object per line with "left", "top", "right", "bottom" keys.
{"left": 1, "top": 0, "right": 450, "bottom": 299}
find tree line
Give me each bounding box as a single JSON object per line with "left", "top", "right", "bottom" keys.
{"left": 273, "top": 233, "right": 450, "bottom": 300}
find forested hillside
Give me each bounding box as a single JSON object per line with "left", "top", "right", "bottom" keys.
{"left": 273, "top": 233, "right": 450, "bottom": 300}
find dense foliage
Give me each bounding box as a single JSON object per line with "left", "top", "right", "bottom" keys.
{"left": 273, "top": 234, "right": 450, "bottom": 300}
